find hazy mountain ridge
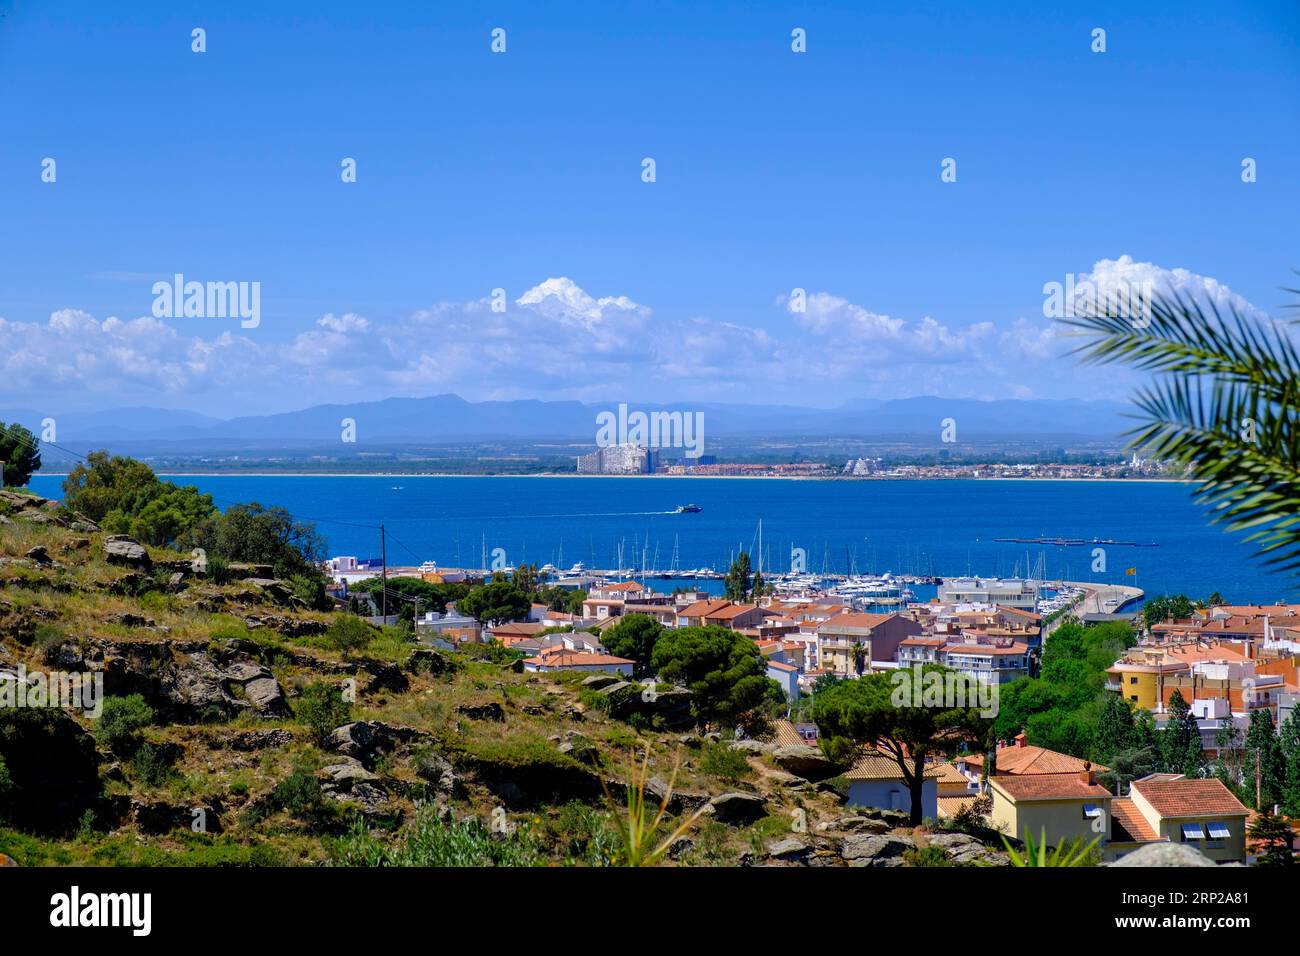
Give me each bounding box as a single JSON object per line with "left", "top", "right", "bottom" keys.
{"left": 3, "top": 394, "right": 1134, "bottom": 446}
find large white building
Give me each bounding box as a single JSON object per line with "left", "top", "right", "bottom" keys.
{"left": 576, "top": 443, "right": 657, "bottom": 475}
{"left": 937, "top": 577, "right": 1038, "bottom": 610}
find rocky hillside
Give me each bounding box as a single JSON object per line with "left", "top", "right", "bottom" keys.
{"left": 0, "top": 489, "right": 1008, "bottom": 867}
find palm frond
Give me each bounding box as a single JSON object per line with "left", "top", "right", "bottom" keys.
{"left": 1063, "top": 281, "right": 1300, "bottom": 575}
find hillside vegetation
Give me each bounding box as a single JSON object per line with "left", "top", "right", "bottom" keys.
{"left": 0, "top": 485, "right": 1014, "bottom": 867}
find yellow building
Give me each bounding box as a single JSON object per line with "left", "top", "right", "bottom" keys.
{"left": 1106, "top": 774, "right": 1249, "bottom": 863}
{"left": 1105, "top": 641, "right": 1251, "bottom": 711}
{"left": 989, "top": 769, "right": 1112, "bottom": 850}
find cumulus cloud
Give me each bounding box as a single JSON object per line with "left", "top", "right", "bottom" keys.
{"left": 0, "top": 262, "right": 1269, "bottom": 413}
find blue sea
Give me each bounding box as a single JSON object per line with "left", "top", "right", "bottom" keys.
{"left": 28, "top": 475, "right": 1297, "bottom": 605}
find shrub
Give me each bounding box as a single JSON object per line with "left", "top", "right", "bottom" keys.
{"left": 94, "top": 694, "right": 155, "bottom": 755}
{"left": 905, "top": 845, "right": 957, "bottom": 867}
{"left": 327, "top": 807, "right": 542, "bottom": 866}
{"left": 271, "top": 760, "right": 325, "bottom": 819}
{"left": 296, "top": 681, "right": 351, "bottom": 744}
{"left": 129, "top": 743, "right": 176, "bottom": 787}
{"left": 325, "top": 615, "right": 374, "bottom": 658}
{"left": 699, "top": 743, "right": 752, "bottom": 783}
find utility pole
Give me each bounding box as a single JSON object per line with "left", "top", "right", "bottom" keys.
{"left": 380, "top": 523, "right": 388, "bottom": 620}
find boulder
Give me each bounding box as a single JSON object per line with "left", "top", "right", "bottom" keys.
{"left": 1111, "top": 843, "right": 1219, "bottom": 867}
{"left": 104, "top": 536, "right": 151, "bottom": 569}
{"left": 729, "top": 739, "right": 777, "bottom": 755}
{"left": 24, "top": 546, "right": 51, "bottom": 566}
{"left": 766, "top": 838, "right": 809, "bottom": 861}
{"left": 643, "top": 776, "right": 711, "bottom": 815}
{"left": 772, "top": 745, "right": 839, "bottom": 781}
{"left": 242, "top": 677, "right": 289, "bottom": 715}
{"left": 581, "top": 674, "right": 621, "bottom": 690}
{"left": 407, "top": 648, "right": 456, "bottom": 676}
{"left": 321, "top": 759, "right": 380, "bottom": 785}
{"left": 842, "top": 834, "right": 915, "bottom": 866}
{"left": 457, "top": 701, "right": 505, "bottom": 722}
{"left": 362, "top": 661, "right": 409, "bottom": 695}
{"left": 709, "top": 791, "right": 767, "bottom": 825}
{"left": 818, "top": 816, "right": 890, "bottom": 835}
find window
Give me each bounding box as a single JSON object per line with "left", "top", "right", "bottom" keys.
{"left": 1207, "top": 822, "right": 1231, "bottom": 839}
{"left": 1083, "top": 804, "right": 1102, "bottom": 820}
{"left": 1129, "top": 677, "right": 1138, "bottom": 685}
{"left": 1181, "top": 823, "right": 1205, "bottom": 841}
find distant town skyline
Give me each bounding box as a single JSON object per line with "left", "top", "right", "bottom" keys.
{"left": 2, "top": 1, "right": 1297, "bottom": 415}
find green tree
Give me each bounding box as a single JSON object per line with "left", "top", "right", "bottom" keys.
{"left": 601, "top": 613, "right": 664, "bottom": 677}
{"left": 1092, "top": 694, "right": 1137, "bottom": 767}
{"left": 1280, "top": 708, "right": 1300, "bottom": 816}
{"left": 1245, "top": 709, "right": 1285, "bottom": 810}
{"left": 61, "top": 451, "right": 217, "bottom": 546}
{"left": 0, "top": 422, "right": 41, "bottom": 487}
{"left": 811, "top": 666, "right": 990, "bottom": 825}
{"left": 296, "top": 682, "right": 352, "bottom": 744}
{"left": 649, "top": 625, "right": 784, "bottom": 728}
{"left": 94, "top": 694, "right": 155, "bottom": 755}
{"left": 181, "top": 502, "right": 325, "bottom": 577}
{"left": 325, "top": 614, "right": 376, "bottom": 659}
{"left": 354, "top": 576, "right": 451, "bottom": 615}
{"left": 457, "top": 581, "right": 531, "bottom": 626}
{"left": 1212, "top": 720, "right": 1248, "bottom": 800}
{"left": 1066, "top": 283, "right": 1300, "bottom": 572}
{"left": 1248, "top": 812, "right": 1295, "bottom": 866}
{"left": 723, "top": 551, "right": 753, "bottom": 601}
{"left": 1141, "top": 595, "right": 1196, "bottom": 629}
{"left": 1161, "top": 690, "right": 1203, "bottom": 777}
{"left": 63, "top": 451, "right": 160, "bottom": 521}
{"left": 512, "top": 563, "right": 540, "bottom": 596}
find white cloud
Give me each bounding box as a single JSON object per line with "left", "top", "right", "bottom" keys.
{"left": 0, "top": 263, "right": 1268, "bottom": 413}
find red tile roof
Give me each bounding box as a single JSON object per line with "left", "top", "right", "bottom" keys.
{"left": 991, "top": 773, "right": 1112, "bottom": 801}
{"left": 1110, "top": 798, "right": 1161, "bottom": 843}
{"left": 1130, "top": 776, "right": 1250, "bottom": 818}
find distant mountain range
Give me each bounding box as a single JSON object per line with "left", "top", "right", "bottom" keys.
{"left": 2, "top": 395, "right": 1135, "bottom": 452}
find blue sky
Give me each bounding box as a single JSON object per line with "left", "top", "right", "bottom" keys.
{"left": 1, "top": 0, "right": 1297, "bottom": 415}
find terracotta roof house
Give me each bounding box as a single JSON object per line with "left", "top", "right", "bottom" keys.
{"left": 843, "top": 748, "right": 944, "bottom": 819}
{"left": 989, "top": 767, "right": 1112, "bottom": 849}
{"left": 1105, "top": 775, "right": 1250, "bottom": 863}
{"left": 676, "top": 599, "right": 734, "bottom": 628}
{"left": 521, "top": 648, "right": 635, "bottom": 675}
{"left": 956, "top": 733, "right": 1109, "bottom": 781}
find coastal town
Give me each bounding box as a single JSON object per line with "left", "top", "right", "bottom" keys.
{"left": 327, "top": 550, "right": 1300, "bottom": 866}
{"left": 576, "top": 445, "right": 1179, "bottom": 480}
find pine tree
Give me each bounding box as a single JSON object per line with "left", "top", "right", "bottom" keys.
{"left": 1161, "top": 690, "right": 1203, "bottom": 777}
{"left": 723, "top": 551, "right": 753, "bottom": 602}
{"left": 1093, "top": 695, "right": 1136, "bottom": 766}
{"left": 1248, "top": 812, "right": 1295, "bottom": 867}
{"left": 1245, "top": 709, "right": 1285, "bottom": 810}
{"left": 1280, "top": 708, "right": 1300, "bottom": 816}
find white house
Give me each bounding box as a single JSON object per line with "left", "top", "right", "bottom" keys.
{"left": 766, "top": 659, "right": 801, "bottom": 700}
{"left": 521, "top": 648, "right": 634, "bottom": 675}
{"left": 844, "top": 750, "right": 940, "bottom": 818}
